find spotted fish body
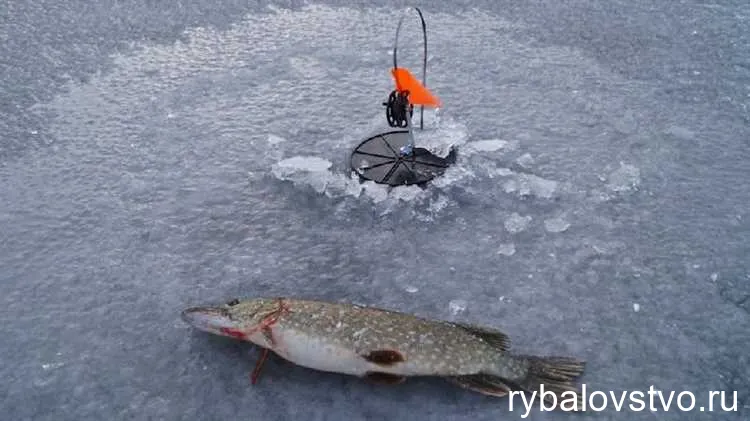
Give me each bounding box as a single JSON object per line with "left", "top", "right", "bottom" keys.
{"left": 249, "top": 299, "right": 509, "bottom": 376}
{"left": 182, "top": 297, "right": 586, "bottom": 405}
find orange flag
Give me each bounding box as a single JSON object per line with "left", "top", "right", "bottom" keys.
{"left": 391, "top": 67, "right": 442, "bottom": 108}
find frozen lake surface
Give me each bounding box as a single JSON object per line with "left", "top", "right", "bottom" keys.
{"left": 1, "top": 1, "right": 749, "bottom": 420}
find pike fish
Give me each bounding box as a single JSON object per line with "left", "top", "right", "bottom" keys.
{"left": 181, "top": 297, "right": 585, "bottom": 406}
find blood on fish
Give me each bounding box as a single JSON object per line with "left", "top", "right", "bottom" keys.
{"left": 220, "top": 328, "right": 247, "bottom": 340}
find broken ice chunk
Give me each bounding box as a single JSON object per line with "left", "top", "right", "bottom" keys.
{"left": 505, "top": 213, "right": 532, "bottom": 233}
{"left": 544, "top": 216, "right": 571, "bottom": 233}
{"left": 516, "top": 153, "right": 535, "bottom": 168}
{"left": 270, "top": 156, "right": 333, "bottom": 194}
{"left": 503, "top": 174, "right": 558, "bottom": 199}
{"left": 465, "top": 139, "right": 510, "bottom": 152}
{"left": 267, "top": 134, "right": 287, "bottom": 145}
{"left": 448, "top": 299, "right": 468, "bottom": 315}
{"left": 606, "top": 162, "right": 641, "bottom": 193}
{"left": 497, "top": 243, "right": 516, "bottom": 256}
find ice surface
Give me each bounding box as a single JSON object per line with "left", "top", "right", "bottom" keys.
{"left": 2, "top": 2, "right": 749, "bottom": 421}
{"left": 665, "top": 125, "right": 697, "bottom": 140}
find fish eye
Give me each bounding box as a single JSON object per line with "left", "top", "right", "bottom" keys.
{"left": 226, "top": 298, "right": 240, "bottom": 306}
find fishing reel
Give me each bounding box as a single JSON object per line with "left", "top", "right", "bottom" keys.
{"left": 383, "top": 90, "right": 414, "bottom": 128}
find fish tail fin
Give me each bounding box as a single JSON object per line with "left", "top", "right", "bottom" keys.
{"left": 510, "top": 355, "right": 586, "bottom": 409}
{"left": 447, "top": 356, "right": 585, "bottom": 407}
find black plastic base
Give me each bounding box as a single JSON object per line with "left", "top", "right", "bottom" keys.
{"left": 350, "top": 130, "right": 455, "bottom": 187}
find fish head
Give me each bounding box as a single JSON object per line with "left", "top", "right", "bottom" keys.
{"left": 181, "top": 298, "right": 280, "bottom": 342}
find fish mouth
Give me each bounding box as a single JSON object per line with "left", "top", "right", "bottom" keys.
{"left": 181, "top": 306, "right": 235, "bottom": 333}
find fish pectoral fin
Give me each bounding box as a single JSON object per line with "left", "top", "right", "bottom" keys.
{"left": 364, "top": 372, "right": 406, "bottom": 385}
{"left": 361, "top": 349, "right": 405, "bottom": 366}
{"left": 250, "top": 348, "right": 271, "bottom": 385}
{"left": 450, "top": 322, "right": 511, "bottom": 351}
{"left": 445, "top": 374, "right": 511, "bottom": 397}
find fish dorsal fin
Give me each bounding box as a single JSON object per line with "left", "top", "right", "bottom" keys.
{"left": 451, "top": 322, "right": 511, "bottom": 351}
